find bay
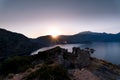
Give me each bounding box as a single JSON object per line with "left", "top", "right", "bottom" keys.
{"left": 31, "top": 42, "right": 120, "bottom": 64}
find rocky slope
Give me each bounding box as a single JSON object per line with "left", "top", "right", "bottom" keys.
{"left": 0, "top": 46, "right": 120, "bottom": 80}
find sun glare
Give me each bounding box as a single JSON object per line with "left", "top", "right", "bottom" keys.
{"left": 47, "top": 27, "right": 61, "bottom": 39}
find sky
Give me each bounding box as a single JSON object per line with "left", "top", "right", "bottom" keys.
{"left": 0, "top": 0, "right": 120, "bottom": 38}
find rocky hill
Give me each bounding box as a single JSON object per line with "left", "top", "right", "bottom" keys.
{"left": 0, "top": 46, "right": 120, "bottom": 80}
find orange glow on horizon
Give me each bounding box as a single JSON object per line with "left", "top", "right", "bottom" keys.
{"left": 50, "top": 30, "right": 60, "bottom": 39}
{"left": 46, "top": 26, "right": 62, "bottom": 39}
{"left": 51, "top": 34, "right": 59, "bottom": 39}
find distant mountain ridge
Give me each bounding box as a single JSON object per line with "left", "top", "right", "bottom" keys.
{"left": 0, "top": 28, "right": 43, "bottom": 58}
{"left": 1, "top": 28, "right": 120, "bottom": 58}
{"left": 72, "top": 31, "right": 120, "bottom": 42}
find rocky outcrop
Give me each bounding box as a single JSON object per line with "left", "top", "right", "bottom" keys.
{"left": 38, "top": 46, "right": 92, "bottom": 69}
{"left": 1, "top": 46, "right": 120, "bottom": 80}
{"left": 32, "top": 46, "right": 92, "bottom": 69}
{"left": 37, "top": 46, "right": 120, "bottom": 80}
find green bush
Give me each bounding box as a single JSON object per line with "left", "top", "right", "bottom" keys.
{"left": 25, "top": 64, "right": 70, "bottom": 80}
{"left": 0, "top": 56, "right": 33, "bottom": 74}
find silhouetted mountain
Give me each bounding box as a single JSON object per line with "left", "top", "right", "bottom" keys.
{"left": 33, "top": 35, "right": 53, "bottom": 45}
{"left": 1, "top": 28, "right": 120, "bottom": 58}
{"left": 0, "top": 28, "right": 43, "bottom": 58}
{"left": 71, "top": 31, "right": 120, "bottom": 43}
{"left": 35, "top": 31, "right": 120, "bottom": 44}
{"left": 42, "top": 31, "right": 120, "bottom": 44}
{"left": 75, "top": 31, "right": 94, "bottom": 35}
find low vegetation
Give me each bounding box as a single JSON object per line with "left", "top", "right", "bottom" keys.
{"left": 0, "top": 47, "right": 120, "bottom": 80}
{"left": 0, "top": 56, "right": 33, "bottom": 74}
{"left": 24, "top": 64, "right": 70, "bottom": 80}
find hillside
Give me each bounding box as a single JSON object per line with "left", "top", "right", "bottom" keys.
{"left": 0, "top": 28, "right": 43, "bottom": 59}
{"left": 0, "top": 46, "right": 120, "bottom": 80}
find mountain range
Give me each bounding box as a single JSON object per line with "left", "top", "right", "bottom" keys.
{"left": 1, "top": 28, "right": 120, "bottom": 58}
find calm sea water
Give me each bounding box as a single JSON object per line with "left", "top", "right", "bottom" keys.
{"left": 31, "top": 42, "right": 120, "bottom": 64}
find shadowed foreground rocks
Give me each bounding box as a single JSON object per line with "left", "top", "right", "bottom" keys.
{"left": 0, "top": 46, "right": 120, "bottom": 80}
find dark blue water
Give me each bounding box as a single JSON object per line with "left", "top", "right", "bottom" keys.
{"left": 32, "top": 42, "right": 120, "bottom": 64}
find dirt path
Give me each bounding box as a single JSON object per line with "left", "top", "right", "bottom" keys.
{"left": 69, "top": 68, "right": 101, "bottom": 80}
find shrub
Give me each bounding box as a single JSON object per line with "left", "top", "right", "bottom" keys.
{"left": 7, "top": 73, "right": 14, "bottom": 79}
{"left": 25, "top": 64, "right": 70, "bottom": 80}
{"left": 0, "top": 56, "right": 32, "bottom": 74}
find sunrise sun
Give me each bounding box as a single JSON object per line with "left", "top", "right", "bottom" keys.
{"left": 47, "top": 27, "right": 61, "bottom": 38}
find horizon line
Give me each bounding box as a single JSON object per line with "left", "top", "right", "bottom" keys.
{"left": 0, "top": 28, "right": 120, "bottom": 38}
